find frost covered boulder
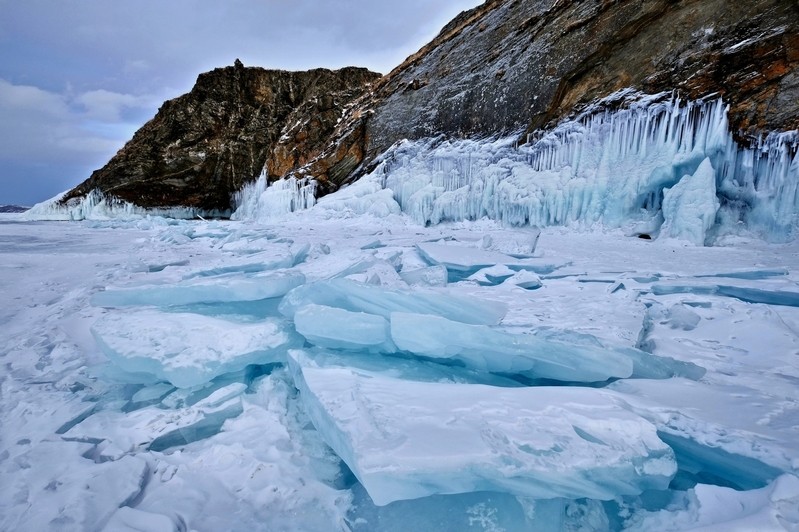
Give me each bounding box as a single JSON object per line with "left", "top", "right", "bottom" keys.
{"left": 92, "top": 311, "right": 302, "bottom": 387}
{"left": 290, "top": 357, "right": 677, "bottom": 505}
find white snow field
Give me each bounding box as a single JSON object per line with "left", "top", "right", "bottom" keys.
{"left": 4, "top": 94, "right": 799, "bottom": 530}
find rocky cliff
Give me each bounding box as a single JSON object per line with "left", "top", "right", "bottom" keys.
{"left": 62, "top": 0, "right": 799, "bottom": 211}
{"left": 62, "top": 62, "right": 379, "bottom": 212}
{"left": 353, "top": 0, "right": 799, "bottom": 174}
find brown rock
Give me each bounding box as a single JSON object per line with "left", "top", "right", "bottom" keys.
{"left": 62, "top": 65, "right": 380, "bottom": 212}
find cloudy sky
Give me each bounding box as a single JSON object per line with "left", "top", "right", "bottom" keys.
{"left": 0, "top": 0, "right": 482, "bottom": 205}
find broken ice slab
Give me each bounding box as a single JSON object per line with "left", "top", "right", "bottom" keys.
{"left": 294, "top": 304, "right": 397, "bottom": 352}
{"left": 66, "top": 383, "right": 246, "bottom": 453}
{"left": 505, "top": 270, "right": 543, "bottom": 290}
{"left": 390, "top": 312, "right": 634, "bottom": 383}
{"left": 533, "top": 329, "right": 705, "bottom": 381}
{"left": 417, "top": 242, "right": 517, "bottom": 272}
{"left": 398, "top": 265, "right": 448, "bottom": 287}
{"left": 130, "top": 383, "right": 176, "bottom": 405}
{"left": 467, "top": 266, "right": 543, "bottom": 290}
{"left": 91, "top": 270, "right": 306, "bottom": 308}
{"left": 694, "top": 268, "right": 789, "bottom": 280}
{"left": 92, "top": 311, "right": 302, "bottom": 388}
{"left": 657, "top": 430, "right": 783, "bottom": 491}
{"left": 290, "top": 360, "right": 676, "bottom": 505}
{"left": 467, "top": 264, "right": 516, "bottom": 286}
{"left": 416, "top": 242, "right": 565, "bottom": 280}
{"left": 627, "top": 474, "right": 799, "bottom": 531}
{"left": 651, "top": 282, "right": 799, "bottom": 307}
{"left": 361, "top": 239, "right": 387, "bottom": 250}
{"left": 279, "top": 278, "right": 507, "bottom": 326}
{"left": 287, "top": 349, "right": 524, "bottom": 388}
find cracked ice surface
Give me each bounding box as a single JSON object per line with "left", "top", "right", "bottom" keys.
{"left": 3, "top": 204, "right": 799, "bottom": 530}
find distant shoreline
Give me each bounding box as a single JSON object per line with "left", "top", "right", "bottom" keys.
{"left": 0, "top": 205, "right": 30, "bottom": 213}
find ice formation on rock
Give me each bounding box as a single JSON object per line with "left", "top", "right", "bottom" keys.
{"left": 294, "top": 304, "right": 396, "bottom": 352}
{"left": 233, "top": 94, "right": 799, "bottom": 244}
{"left": 91, "top": 270, "right": 306, "bottom": 308}
{"left": 92, "top": 311, "right": 302, "bottom": 387}
{"left": 232, "top": 174, "right": 317, "bottom": 221}
{"left": 389, "top": 312, "right": 634, "bottom": 382}
{"left": 24, "top": 189, "right": 225, "bottom": 221}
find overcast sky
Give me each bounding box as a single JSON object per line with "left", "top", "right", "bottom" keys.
{"left": 0, "top": 0, "right": 483, "bottom": 205}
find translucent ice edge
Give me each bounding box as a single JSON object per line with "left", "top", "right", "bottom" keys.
{"left": 234, "top": 93, "right": 799, "bottom": 244}
{"left": 24, "top": 189, "right": 229, "bottom": 221}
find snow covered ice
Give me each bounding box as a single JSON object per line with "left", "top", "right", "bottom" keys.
{"left": 4, "top": 94, "right": 799, "bottom": 531}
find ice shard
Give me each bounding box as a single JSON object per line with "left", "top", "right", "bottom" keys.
{"left": 279, "top": 278, "right": 507, "bottom": 325}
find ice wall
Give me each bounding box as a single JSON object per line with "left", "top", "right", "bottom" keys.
{"left": 233, "top": 93, "right": 799, "bottom": 243}
{"left": 231, "top": 173, "right": 316, "bottom": 221}
{"left": 24, "top": 189, "right": 226, "bottom": 221}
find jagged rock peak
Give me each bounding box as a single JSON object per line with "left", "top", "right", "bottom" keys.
{"left": 62, "top": 64, "right": 380, "bottom": 212}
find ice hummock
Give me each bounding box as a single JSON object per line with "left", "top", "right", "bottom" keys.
{"left": 289, "top": 355, "right": 677, "bottom": 506}
{"left": 233, "top": 93, "right": 799, "bottom": 244}
{"left": 92, "top": 311, "right": 302, "bottom": 388}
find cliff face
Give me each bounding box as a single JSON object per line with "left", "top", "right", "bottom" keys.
{"left": 63, "top": 63, "right": 379, "bottom": 211}
{"left": 63, "top": 0, "right": 799, "bottom": 210}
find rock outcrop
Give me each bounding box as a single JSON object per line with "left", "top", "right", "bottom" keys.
{"left": 62, "top": 62, "right": 379, "bottom": 212}
{"left": 62, "top": 0, "right": 799, "bottom": 211}
{"left": 360, "top": 0, "right": 799, "bottom": 167}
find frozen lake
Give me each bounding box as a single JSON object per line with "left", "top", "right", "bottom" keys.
{"left": 1, "top": 212, "right": 798, "bottom": 530}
